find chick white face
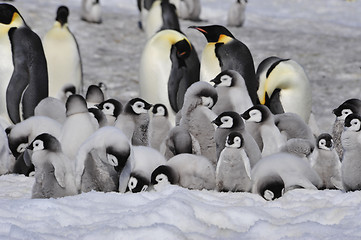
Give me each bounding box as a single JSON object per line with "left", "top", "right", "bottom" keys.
{"left": 132, "top": 101, "right": 149, "bottom": 114}
{"left": 107, "top": 153, "right": 118, "bottom": 167}
{"left": 225, "top": 135, "right": 242, "bottom": 148}
{"left": 318, "top": 138, "right": 333, "bottom": 151}
{"left": 219, "top": 116, "right": 234, "bottom": 128}
{"left": 128, "top": 176, "right": 148, "bottom": 192}
{"left": 102, "top": 102, "right": 115, "bottom": 116}
{"left": 219, "top": 75, "right": 232, "bottom": 87}
{"left": 17, "top": 143, "right": 28, "bottom": 154}
{"left": 346, "top": 118, "right": 361, "bottom": 132}
{"left": 247, "top": 109, "right": 262, "bottom": 123}
{"left": 201, "top": 96, "right": 214, "bottom": 109}
{"left": 154, "top": 106, "right": 166, "bottom": 117}
{"left": 338, "top": 109, "right": 353, "bottom": 121}
{"left": 155, "top": 173, "right": 170, "bottom": 184}
{"left": 31, "top": 140, "right": 44, "bottom": 152}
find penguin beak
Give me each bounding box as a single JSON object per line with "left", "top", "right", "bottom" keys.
{"left": 188, "top": 26, "right": 207, "bottom": 34}
{"left": 145, "top": 103, "right": 153, "bottom": 110}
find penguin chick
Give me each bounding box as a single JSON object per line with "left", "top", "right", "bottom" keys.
{"left": 148, "top": 104, "right": 172, "bottom": 151}
{"left": 311, "top": 133, "right": 342, "bottom": 190}
{"left": 151, "top": 153, "right": 216, "bottom": 190}
{"left": 216, "top": 132, "right": 252, "bottom": 192}
{"left": 210, "top": 69, "right": 253, "bottom": 116}
{"left": 56, "top": 83, "right": 76, "bottom": 104}
{"left": 114, "top": 98, "right": 152, "bottom": 146}
{"left": 34, "top": 97, "right": 67, "bottom": 124}
{"left": 81, "top": 0, "right": 102, "bottom": 24}
{"left": 85, "top": 84, "right": 105, "bottom": 108}
{"left": 0, "top": 125, "right": 13, "bottom": 175}
{"left": 242, "top": 105, "right": 286, "bottom": 157}
{"left": 27, "top": 133, "right": 77, "bottom": 199}
{"left": 227, "top": 0, "right": 247, "bottom": 27}
{"left": 96, "top": 98, "right": 123, "bottom": 125}
{"left": 88, "top": 107, "right": 108, "bottom": 128}
{"left": 341, "top": 114, "right": 361, "bottom": 191}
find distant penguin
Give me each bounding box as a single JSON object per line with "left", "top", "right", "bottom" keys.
{"left": 34, "top": 97, "right": 67, "bottom": 124}
{"left": 210, "top": 69, "right": 253, "bottom": 115}
{"left": 242, "top": 105, "right": 286, "bottom": 157}
{"left": 213, "top": 111, "right": 261, "bottom": 167}
{"left": 189, "top": 25, "right": 258, "bottom": 105}
{"left": 114, "top": 98, "right": 152, "bottom": 146}
{"left": 227, "top": 0, "right": 247, "bottom": 27}
{"left": 0, "top": 4, "right": 48, "bottom": 124}
{"left": 127, "top": 145, "right": 167, "bottom": 193}
{"left": 311, "top": 133, "right": 342, "bottom": 190}
{"left": 251, "top": 152, "right": 322, "bottom": 200}
{"left": 151, "top": 153, "right": 216, "bottom": 190}
{"left": 216, "top": 132, "right": 252, "bottom": 192}
{"left": 81, "top": 0, "right": 102, "bottom": 24}
{"left": 139, "top": 29, "right": 200, "bottom": 125}
{"left": 27, "top": 133, "right": 78, "bottom": 199}
{"left": 85, "top": 84, "right": 105, "bottom": 108}
{"left": 170, "top": 0, "right": 202, "bottom": 21}
{"left": 148, "top": 104, "right": 172, "bottom": 151}
{"left": 96, "top": 98, "right": 123, "bottom": 125}
{"left": 332, "top": 98, "right": 361, "bottom": 161}
{"left": 138, "top": 0, "right": 156, "bottom": 30}
{"left": 256, "top": 56, "right": 312, "bottom": 123}
{"left": 43, "top": 6, "right": 83, "bottom": 99}
{"left": 60, "top": 94, "right": 98, "bottom": 160}
{"left": 144, "top": 0, "right": 180, "bottom": 39}
{"left": 75, "top": 127, "right": 132, "bottom": 193}
{"left": 340, "top": 114, "right": 361, "bottom": 191}
{"left": 179, "top": 81, "right": 218, "bottom": 166}
{"left": 56, "top": 83, "right": 76, "bottom": 104}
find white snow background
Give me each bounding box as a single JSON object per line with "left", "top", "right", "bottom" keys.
{"left": 1, "top": 0, "right": 361, "bottom": 239}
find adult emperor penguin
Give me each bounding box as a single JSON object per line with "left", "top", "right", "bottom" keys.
{"left": 251, "top": 152, "right": 322, "bottom": 200}
{"left": 213, "top": 111, "right": 261, "bottom": 167}
{"left": 227, "top": 0, "right": 247, "bottom": 27}
{"left": 81, "top": 0, "right": 102, "bottom": 24}
{"left": 216, "top": 132, "right": 252, "bottom": 192}
{"left": 170, "top": 0, "right": 202, "bottom": 21}
{"left": 210, "top": 69, "right": 253, "bottom": 116}
{"left": 189, "top": 25, "right": 258, "bottom": 105}
{"left": 332, "top": 98, "right": 361, "bottom": 161}
{"left": 340, "top": 114, "right": 361, "bottom": 191}
{"left": 43, "top": 6, "right": 83, "bottom": 99}
{"left": 27, "top": 133, "right": 78, "bottom": 198}
{"left": 256, "top": 56, "right": 312, "bottom": 123}
{"left": 75, "top": 127, "right": 132, "bottom": 193}
{"left": 151, "top": 153, "right": 216, "bottom": 191}
{"left": 139, "top": 29, "right": 200, "bottom": 125}
{"left": 148, "top": 104, "right": 172, "bottom": 151}
{"left": 311, "top": 133, "right": 342, "bottom": 190}
{"left": 0, "top": 4, "right": 48, "bottom": 124}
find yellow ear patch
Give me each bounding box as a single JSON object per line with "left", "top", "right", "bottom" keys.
{"left": 218, "top": 34, "right": 233, "bottom": 44}
{"left": 11, "top": 12, "right": 24, "bottom": 28}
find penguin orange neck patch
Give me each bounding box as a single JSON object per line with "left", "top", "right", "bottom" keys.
{"left": 218, "top": 34, "right": 233, "bottom": 44}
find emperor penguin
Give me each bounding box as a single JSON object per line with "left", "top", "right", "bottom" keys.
{"left": 256, "top": 56, "right": 312, "bottom": 123}
{"left": 96, "top": 98, "right": 123, "bottom": 125}
{"left": 179, "top": 81, "right": 218, "bottom": 167}
{"left": 43, "top": 6, "right": 83, "bottom": 99}
{"left": 332, "top": 98, "right": 361, "bottom": 161}
{"left": 170, "top": 0, "right": 202, "bottom": 21}
{"left": 137, "top": 0, "right": 156, "bottom": 30}
{"left": 340, "top": 114, "right": 361, "bottom": 191}
{"left": 251, "top": 152, "right": 322, "bottom": 200}
{"left": 0, "top": 125, "right": 13, "bottom": 175}
{"left": 139, "top": 29, "right": 200, "bottom": 125}
{"left": 242, "top": 105, "right": 286, "bottom": 157}
{"left": 210, "top": 69, "right": 253, "bottom": 116}
{"left": 81, "top": 0, "right": 102, "bottom": 24}
{"left": 216, "top": 132, "right": 252, "bottom": 192}
{"left": 60, "top": 94, "right": 98, "bottom": 160}
{"left": 189, "top": 25, "right": 258, "bottom": 105}
{"left": 151, "top": 153, "right": 216, "bottom": 191}
{"left": 212, "top": 111, "right": 261, "bottom": 167}
{"left": 75, "top": 127, "right": 132, "bottom": 193}
{"left": 148, "top": 104, "right": 172, "bottom": 151}
{"left": 127, "top": 145, "right": 167, "bottom": 193}
{"left": 34, "top": 97, "right": 67, "bottom": 124}
{"left": 227, "top": 0, "right": 247, "bottom": 27}
{"left": 0, "top": 4, "right": 48, "bottom": 124}
{"left": 88, "top": 107, "right": 108, "bottom": 128}
{"left": 85, "top": 84, "right": 105, "bottom": 108}
{"left": 27, "top": 133, "right": 78, "bottom": 199}
{"left": 114, "top": 98, "right": 152, "bottom": 146}
{"left": 311, "top": 133, "right": 342, "bottom": 190}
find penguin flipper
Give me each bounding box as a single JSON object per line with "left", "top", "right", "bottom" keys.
{"left": 50, "top": 155, "right": 66, "bottom": 188}
{"left": 266, "top": 89, "right": 285, "bottom": 115}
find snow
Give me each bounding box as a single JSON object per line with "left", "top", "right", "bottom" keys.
{"left": 1, "top": 0, "right": 361, "bottom": 239}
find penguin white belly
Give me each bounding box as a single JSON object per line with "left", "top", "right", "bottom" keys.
{"left": 43, "top": 28, "right": 81, "bottom": 98}
{"left": 230, "top": 87, "right": 253, "bottom": 114}
{"left": 145, "top": 1, "right": 162, "bottom": 39}
{"left": 280, "top": 88, "right": 312, "bottom": 122}
{"left": 200, "top": 44, "right": 221, "bottom": 82}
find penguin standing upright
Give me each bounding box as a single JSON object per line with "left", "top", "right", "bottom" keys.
{"left": 139, "top": 29, "right": 200, "bottom": 125}
{"left": 189, "top": 25, "right": 258, "bottom": 105}
{"left": 43, "top": 6, "right": 83, "bottom": 99}
{"left": 0, "top": 4, "right": 48, "bottom": 124}
{"left": 81, "top": 0, "right": 102, "bottom": 24}
{"left": 148, "top": 104, "right": 172, "bottom": 151}
{"left": 227, "top": 0, "right": 247, "bottom": 27}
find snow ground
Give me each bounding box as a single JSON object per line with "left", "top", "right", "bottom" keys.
{"left": 1, "top": 0, "right": 361, "bottom": 239}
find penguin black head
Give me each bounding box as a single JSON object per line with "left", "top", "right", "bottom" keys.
{"left": 173, "top": 39, "right": 192, "bottom": 59}
{"left": 124, "top": 98, "right": 152, "bottom": 115}
{"left": 66, "top": 94, "right": 88, "bottom": 116}
{"left": 212, "top": 111, "right": 244, "bottom": 129}
{"left": 332, "top": 101, "right": 360, "bottom": 120}
{"left": 88, "top": 107, "right": 107, "bottom": 126}
{"left": 127, "top": 173, "right": 149, "bottom": 193}
{"left": 344, "top": 114, "right": 361, "bottom": 132}
{"left": 151, "top": 165, "right": 176, "bottom": 185}
{"left": 258, "top": 174, "right": 285, "bottom": 201}
{"left": 56, "top": 5, "right": 69, "bottom": 26}
{"left": 86, "top": 85, "right": 105, "bottom": 104}
{"left": 189, "top": 25, "right": 234, "bottom": 43}
{"left": 0, "top": 4, "right": 24, "bottom": 25}
{"left": 317, "top": 133, "right": 333, "bottom": 150}
{"left": 106, "top": 145, "right": 131, "bottom": 172}
{"left": 210, "top": 70, "right": 236, "bottom": 87}
{"left": 197, "top": 87, "right": 218, "bottom": 109}
{"left": 8, "top": 135, "right": 28, "bottom": 158}
{"left": 28, "top": 133, "right": 61, "bottom": 153}
{"left": 152, "top": 103, "right": 168, "bottom": 117}
{"left": 97, "top": 99, "right": 123, "bottom": 118}
{"left": 241, "top": 105, "right": 271, "bottom": 123}
{"left": 225, "top": 132, "right": 244, "bottom": 148}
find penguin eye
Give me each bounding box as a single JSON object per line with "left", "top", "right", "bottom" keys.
{"left": 17, "top": 143, "right": 28, "bottom": 153}
{"left": 235, "top": 137, "right": 241, "bottom": 143}
{"left": 341, "top": 109, "right": 352, "bottom": 117}
{"left": 319, "top": 139, "right": 326, "bottom": 146}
